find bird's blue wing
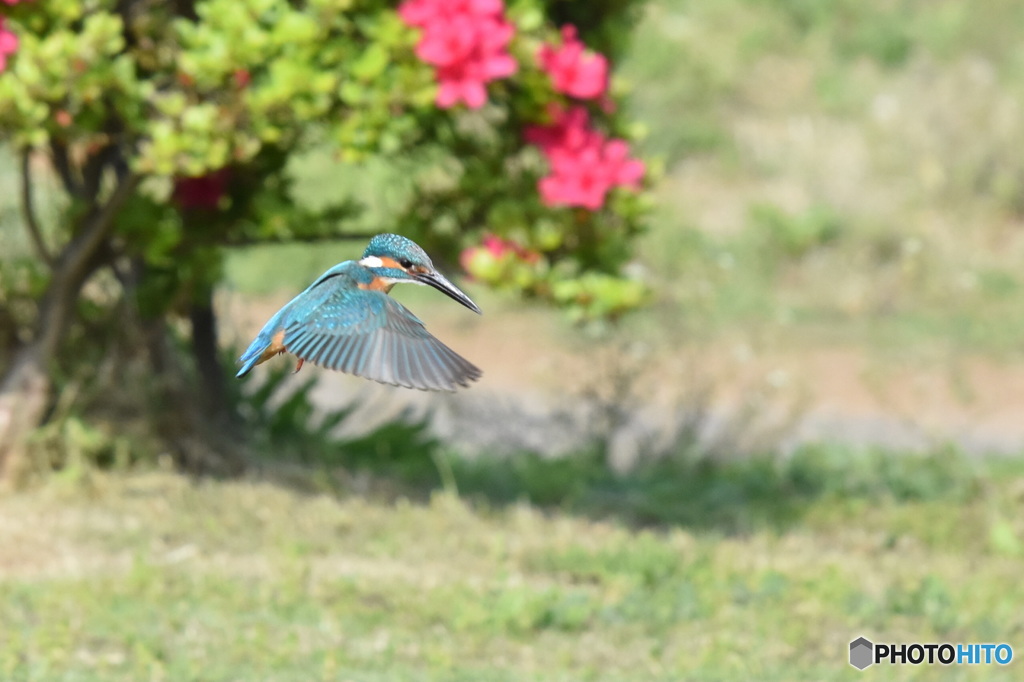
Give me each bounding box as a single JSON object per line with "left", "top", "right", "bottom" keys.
{"left": 281, "top": 285, "right": 481, "bottom": 392}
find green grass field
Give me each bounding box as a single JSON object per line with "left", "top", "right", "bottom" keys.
{"left": 2, "top": 447, "right": 1022, "bottom": 681}
{"left": 616, "top": 0, "right": 1024, "bottom": 358}
{"left": 5, "top": 0, "right": 1024, "bottom": 679}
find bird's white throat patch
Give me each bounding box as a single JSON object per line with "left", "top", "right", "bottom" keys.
{"left": 359, "top": 255, "right": 384, "bottom": 268}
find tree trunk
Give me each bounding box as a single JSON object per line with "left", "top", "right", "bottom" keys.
{"left": 0, "top": 261, "right": 98, "bottom": 482}
{"left": 0, "top": 171, "right": 139, "bottom": 484}
{"left": 141, "top": 313, "right": 247, "bottom": 476}
{"left": 0, "top": 344, "right": 51, "bottom": 484}
{"left": 189, "top": 292, "right": 230, "bottom": 422}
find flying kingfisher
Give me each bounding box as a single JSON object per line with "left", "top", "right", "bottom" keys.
{"left": 236, "top": 233, "right": 482, "bottom": 391}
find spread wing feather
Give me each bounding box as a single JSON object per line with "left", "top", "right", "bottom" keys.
{"left": 281, "top": 287, "right": 481, "bottom": 392}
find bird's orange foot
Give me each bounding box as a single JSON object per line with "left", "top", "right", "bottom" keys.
{"left": 293, "top": 358, "right": 305, "bottom": 374}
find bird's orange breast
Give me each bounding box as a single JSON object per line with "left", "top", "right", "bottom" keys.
{"left": 357, "top": 277, "right": 396, "bottom": 292}
{"left": 258, "top": 329, "right": 287, "bottom": 363}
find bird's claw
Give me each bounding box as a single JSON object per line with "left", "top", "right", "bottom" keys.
{"left": 293, "top": 358, "right": 305, "bottom": 374}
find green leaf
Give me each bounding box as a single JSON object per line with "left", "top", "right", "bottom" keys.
{"left": 351, "top": 44, "right": 390, "bottom": 82}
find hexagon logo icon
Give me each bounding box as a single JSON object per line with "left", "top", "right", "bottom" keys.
{"left": 850, "top": 637, "right": 874, "bottom": 670}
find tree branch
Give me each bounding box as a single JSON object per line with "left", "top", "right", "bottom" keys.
{"left": 62, "top": 170, "right": 141, "bottom": 278}
{"left": 82, "top": 144, "right": 117, "bottom": 202}
{"left": 49, "top": 140, "right": 84, "bottom": 199}
{"left": 20, "top": 150, "right": 55, "bottom": 269}
{"left": 36, "top": 170, "right": 141, "bottom": 358}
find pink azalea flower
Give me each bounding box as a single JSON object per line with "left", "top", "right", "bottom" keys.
{"left": 462, "top": 0, "right": 504, "bottom": 16}
{"left": 539, "top": 138, "right": 646, "bottom": 209}
{"left": 540, "top": 144, "right": 609, "bottom": 210}
{"left": 526, "top": 106, "right": 645, "bottom": 210}
{"left": 436, "top": 61, "right": 489, "bottom": 109}
{"left": 431, "top": 17, "right": 516, "bottom": 108}
{"left": 400, "top": 0, "right": 502, "bottom": 25}
{"left": 0, "top": 18, "right": 17, "bottom": 73}
{"left": 525, "top": 105, "right": 600, "bottom": 157}
{"left": 602, "top": 139, "right": 645, "bottom": 189}
{"left": 398, "top": 0, "right": 442, "bottom": 26}
{"left": 415, "top": 15, "right": 479, "bottom": 67}
{"left": 537, "top": 25, "right": 609, "bottom": 100}
{"left": 399, "top": 0, "right": 517, "bottom": 109}
{"left": 474, "top": 14, "right": 515, "bottom": 55}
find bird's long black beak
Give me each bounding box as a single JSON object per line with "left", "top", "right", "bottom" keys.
{"left": 417, "top": 270, "right": 482, "bottom": 314}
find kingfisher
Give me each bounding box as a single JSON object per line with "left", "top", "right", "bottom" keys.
{"left": 236, "top": 233, "right": 482, "bottom": 391}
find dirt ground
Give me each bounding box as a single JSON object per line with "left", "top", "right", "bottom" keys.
{"left": 223, "top": 293, "right": 1024, "bottom": 460}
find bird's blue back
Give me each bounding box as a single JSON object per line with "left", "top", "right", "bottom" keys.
{"left": 288, "top": 262, "right": 417, "bottom": 335}
{"left": 238, "top": 261, "right": 384, "bottom": 370}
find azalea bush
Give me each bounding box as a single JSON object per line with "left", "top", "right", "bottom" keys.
{"left": 0, "top": 0, "right": 651, "bottom": 476}
{"left": 378, "top": 0, "right": 653, "bottom": 319}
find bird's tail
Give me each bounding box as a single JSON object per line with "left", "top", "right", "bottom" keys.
{"left": 236, "top": 333, "right": 272, "bottom": 378}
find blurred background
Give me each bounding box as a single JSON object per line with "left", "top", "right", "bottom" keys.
{"left": 3, "top": 0, "right": 1024, "bottom": 679}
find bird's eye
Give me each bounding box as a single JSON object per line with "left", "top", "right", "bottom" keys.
{"left": 399, "top": 258, "right": 413, "bottom": 269}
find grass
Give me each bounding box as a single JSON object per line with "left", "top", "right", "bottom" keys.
{"left": 2, "top": 446, "right": 1023, "bottom": 681}
{"left": 7, "top": 3, "right": 1024, "bottom": 677}
{"left": 614, "top": 0, "right": 1024, "bottom": 358}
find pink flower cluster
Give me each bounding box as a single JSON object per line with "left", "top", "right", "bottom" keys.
{"left": 396, "top": 5, "right": 642, "bottom": 212}
{"left": 538, "top": 26, "right": 608, "bottom": 100}
{"left": 526, "top": 106, "right": 644, "bottom": 210}
{"left": 0, "top": 18, "right": 17, "bottom": 73}
{"left": 398, "top": 0, "right": 517, "bottom": 109}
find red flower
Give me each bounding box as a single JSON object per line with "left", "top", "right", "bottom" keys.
{"left": 482, "top": 234, "right": 509, "bottom": 257}
{"left": 525, "top": 105, "right": 600, "bottom": 157}
{"left": 600, "top": 139, "right": 645, "bottom": 189}
{"left": 537, "top": 25, "right": 608, "bottom": 100}
{"left": 435, "top": 62, "right": 489, "bottom": 109}
{"left": 172, "top": 169, "right": 230, "bottom": 211}
{"left": 539, "top": 139, "right": 644, "bottom": 210}
{"left": 399, "top": 0, "right": 517, "bottom": 109}
{"left": 0, "top": 18, "right": 17, "bottom": 73}
{"left": 398, "top": 0, "right": 441, "bottom": 26}
{"left": 400, "top": 0, "right": 503, "bottom": 26}
{"left": 539, "top": 144, "right": 607, "bottom": 210}
{"left": 415, "top": 15, "right": 479, "bottom": 67}
{"left": 526, "top": 106, "right": 644, "bottom": 210}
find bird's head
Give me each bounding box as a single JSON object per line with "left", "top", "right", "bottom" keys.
{"left": 360, "top": 233, "right": 482, "bottom": 314}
